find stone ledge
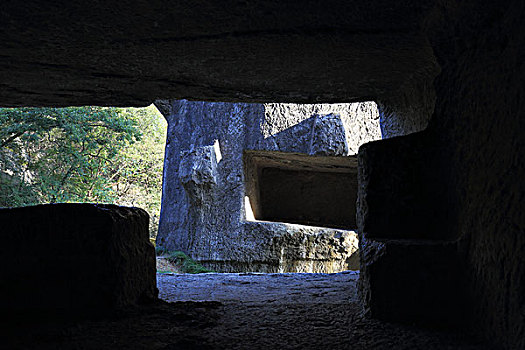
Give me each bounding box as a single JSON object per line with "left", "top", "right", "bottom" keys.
{"left": 208, "top": 220, "right": 361, "bottom": 273}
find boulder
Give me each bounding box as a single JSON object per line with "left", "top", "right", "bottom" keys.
{"left": 0, "top": 203, "right": 158, "bottom": 316}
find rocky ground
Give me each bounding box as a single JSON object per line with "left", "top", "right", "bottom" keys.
{"left": 3, "top": 272, "right": 497, "bottom": 349}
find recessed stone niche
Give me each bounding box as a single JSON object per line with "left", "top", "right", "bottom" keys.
{"left": 244, "top": 150, "right": 357, "bottom": 230}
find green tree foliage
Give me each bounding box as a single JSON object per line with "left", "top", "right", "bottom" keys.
{"left": 109, "top": 106, "right": 167, "bottom": 238}
{"left": 0, "top": 105, "right": 166, "bottom": 239}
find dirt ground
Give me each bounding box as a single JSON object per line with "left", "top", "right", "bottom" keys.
{"left": 3, "top": 272, "right": 497, "bottom": 349}
{"left": 156, "top": 256, "right": 182, "bottom": 273}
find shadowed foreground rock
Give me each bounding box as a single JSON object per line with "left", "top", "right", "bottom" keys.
{"left": 0, "top": 203, "right": 158, "bottom": 316}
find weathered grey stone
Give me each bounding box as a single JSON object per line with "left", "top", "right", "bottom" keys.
{"left": 179, "top": 145, "right": 219, "bottom": 205}
{"left": 157, "top": 100, "right": 380, "bottom": 272}
{"left": 309, "top": 113, "right": 349, "bottom": 156}
{"left": 157, "top": 271, "right": 360, "bottom": 305}
{"left": 0, "top": 204, "right": 158, "bottom": 316}
{"left": 200, "top": 221, "right": 360, "bottom": 273}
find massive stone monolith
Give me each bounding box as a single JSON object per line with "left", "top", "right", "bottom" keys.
{"left": 156, "top": 100, "right": 381, "bottom": 272}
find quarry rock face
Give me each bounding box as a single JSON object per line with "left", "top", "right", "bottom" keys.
{"left": 0, "top": 204, "right": 158, "bottom": 316}
{"left": 157, "top": 100, "right": 380, "bottom": 272}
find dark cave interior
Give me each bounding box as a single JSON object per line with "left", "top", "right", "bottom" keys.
{"left": 1, "top": 1, "right": 524, "bottom": 349}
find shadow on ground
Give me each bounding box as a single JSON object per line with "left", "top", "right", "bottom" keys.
{"left": 3, "top": 272, "right": 494, "bottom": 349}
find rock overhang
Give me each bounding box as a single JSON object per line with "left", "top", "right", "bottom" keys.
{"left": 1, "top": 1, "right": 439, "bottom": 107}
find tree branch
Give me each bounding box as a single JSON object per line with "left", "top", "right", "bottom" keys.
{"left": 1, "top": 131, "right": 25, "bottom": 148}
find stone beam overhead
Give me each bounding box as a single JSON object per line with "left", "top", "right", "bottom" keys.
{"left": 0, "top": 1, "right": 438, "bottom": 106}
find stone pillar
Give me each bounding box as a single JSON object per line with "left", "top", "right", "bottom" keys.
{"left": 357, "top": 130, "right": 467, "bottom": 326}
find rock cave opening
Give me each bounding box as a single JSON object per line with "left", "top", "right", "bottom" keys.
{"left": 3, "top": 1, "right": 524, "bottom": 347}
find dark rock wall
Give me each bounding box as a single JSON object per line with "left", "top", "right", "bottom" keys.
{"left": 0, "top": 2, "right": 438, "bottom": 106}
{"left": 0, "top": 0, "right": 523, "bottom": 346}
{"left": 357, "top": 131, "right": 451, "bottom": 240}
{"left": 359, "top": 1, "right": 524, "bottom": 347}
{"left": 427, "top": 1, "right": 525, "bottom": 347}
{"left": 359, "top": 237, "right": 468, "bottom": 326}
{"left": 377, "top": 69, "right": 438, "bottom": 138}
{"left": 357, "top": 128, "right": 468, "bottom": 327}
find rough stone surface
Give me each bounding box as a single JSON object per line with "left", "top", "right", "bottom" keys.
{"left": 0, "top": 1, "right": 438, "bottom": 106}
{"left": 179, "top": 145, "right": 219, "bottom": 205}
{"left": 425, "top": 2, "right": 525, "bottom": 348}
{"left": 155, "top": 272, "right": 489, "bottom": 350}
{"left": 0, "top": 203, "right": 158, "bottom": 315}
{"left": 357, "top": 130, "right": 450, "bottom": 240}
{"left": 244, "top": 150, "right": 359, "bottom": 229}
{"left": 204, "top": 221, "right": 360, "bottom": 273}
{"left": 158, "top": 271, "right": 361, "bottom": 304}
{"left": 157, "top": 100, "right": 380, "bottom": 272}
{"left": 257, "top": 167, "right": 356, "bottom": 229}
{"left": 356, "top": 130, "right": 466, "bottom": 327}
{"left": 355, "top": 2, "right": 525, "bottom": 349}
{"left": 309, "top": 113, "right": 349, "bottom": 156}
{"left": 377, "top": 64, "right": 438, "bottom": 138}
{"left": 357, "top": 237, "right": 468, "bottom": 326}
